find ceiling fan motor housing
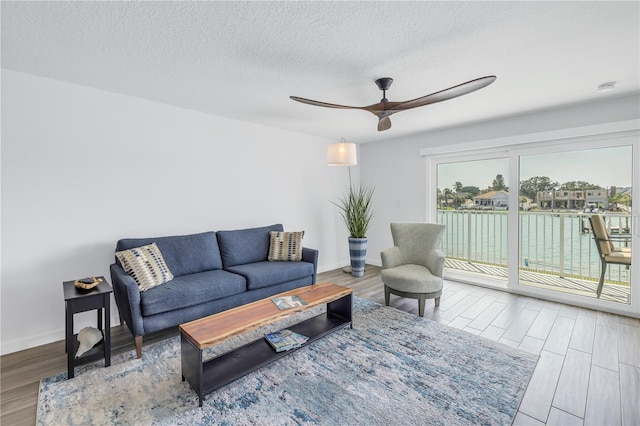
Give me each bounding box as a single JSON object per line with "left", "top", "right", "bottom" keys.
{"left": 375, "top": 78, "right": 393, "bottom": 91}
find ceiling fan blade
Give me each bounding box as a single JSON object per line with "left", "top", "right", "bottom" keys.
{"left": 289, "top": 96, "right": 360, "bottom": 110}
{"left": 291, "top": 75, "right": 495, "bottom": 131}
{"left": 393, "top": 76, "right": 496, "bottom": 111}
{"left": 378, "top": 116, "right": 392, "bottom": 131}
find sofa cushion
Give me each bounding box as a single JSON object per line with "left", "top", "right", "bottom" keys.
{"left": 139, "top": 269, "right": 246, "bottom": 316}
{"left": 115, "top": 243, "right": 174, "bottom": 291}
{"left": 217, "top": 224, "right": 284, "bottom": 267}
{"left": 226, "top": 261, "right": 314, "bottom": 290}
{"left": 116, "top": 231, "right": 222, "bottom": 277}
{"left": 268, "top": 231, "right": 305, "bottom": 261}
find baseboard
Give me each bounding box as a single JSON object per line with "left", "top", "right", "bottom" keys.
{"left": 366, "top": 258, "right": 382, "bottom": 267}
{"left": 317, "top": 261, "right": 349, "bottom": 273}
{"left": 1, "top": 313, "right": 122, "bottom": 356}
{"left": 318, "top": 258, "right": 381, "bottom": 274}
{"left": 3, "top": 263, "right": 383, "bottom": 355}
{"left": 0, "top": 330, "right": 65, "bottom": 356}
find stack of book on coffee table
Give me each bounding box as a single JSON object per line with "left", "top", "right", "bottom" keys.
{"left": 264, "top": 329, "right": 308, "bottom": 352}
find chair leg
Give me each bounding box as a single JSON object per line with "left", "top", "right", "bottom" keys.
{"left": 596, "top": 259, "right": 607, "bottom": 298}
{"left": 434, "top": 296, "right": 441, "bottom": 307}
{"left": 384, "top": 285, "right": 391, "bottom": 307}
{"left": 418, "top": 295, "right": 425, "bottom": 317}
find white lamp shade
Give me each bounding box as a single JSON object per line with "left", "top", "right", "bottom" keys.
{"left": 327, "top": 142, "right": 357, "bottom": 166}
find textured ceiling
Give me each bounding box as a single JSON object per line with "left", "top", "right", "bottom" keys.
{"left": 2, "top": 1, "right": 639, "bottom": 143}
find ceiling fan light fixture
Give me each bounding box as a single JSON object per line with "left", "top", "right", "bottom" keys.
{"left": 327, "top": 139, "right": 357, "bottom": 166}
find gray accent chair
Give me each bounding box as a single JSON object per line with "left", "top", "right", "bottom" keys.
{"left": 380, "top": 223, "right": 446, "bottom": 317}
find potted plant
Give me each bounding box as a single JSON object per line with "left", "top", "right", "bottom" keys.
{"left": 331, "top": 184, "right": 374, "bottom": 277}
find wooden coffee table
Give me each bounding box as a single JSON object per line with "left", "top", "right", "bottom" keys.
{"left": 179, "top": 282, "right": 353, "bottom": 406}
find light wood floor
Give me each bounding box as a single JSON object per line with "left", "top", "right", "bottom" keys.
{"left": 2, "top": 266, "right": 639, "bottom": 425}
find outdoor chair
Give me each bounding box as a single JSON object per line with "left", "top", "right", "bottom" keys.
{"left": 380, "top": 223, "right": 445, "bottom": 317}
{"left": 589, "top": 214, "right": 631, "bottom": 298}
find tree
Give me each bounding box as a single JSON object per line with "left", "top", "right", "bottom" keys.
{"left": 443, "top": 188, "right": 452, "bottom": 207}
{"left": 519, "top": 195, "right": 528, "bottom": 210}
{"left": 610, "top": 192, "right": 632, "bottom": 208}
{"left": 491, "top": 174, "right": 507, "bottom": 191}
{"left": 519, "top": 176, "right": 557, "bottom": 199}
{"left": 453, "top": 181, "right": 463, "bottom": 193}
{"left": 437, "top": 188, "right": 446, "bottom": 208}
{"left": 460, "top": 186, "right": 481, "bottom": 197}
{"left": 454, "top": 195, "right": 466, "bottom": 208}
{"left": 558, "top": 181, "right": 602, "bottom": 191}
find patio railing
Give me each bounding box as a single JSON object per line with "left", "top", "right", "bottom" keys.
{"left": 436, "top": 210, "right": 632, "bottom": 286}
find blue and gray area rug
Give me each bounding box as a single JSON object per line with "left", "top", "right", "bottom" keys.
{"left": 38, "top": 298, "right": 537, "bottom": 425}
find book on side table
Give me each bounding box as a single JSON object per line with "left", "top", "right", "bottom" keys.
{"left": 264, "top": 329, "right": 309, "bottom": 352}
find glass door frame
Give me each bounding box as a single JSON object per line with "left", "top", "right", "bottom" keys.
{"left": 427, "top": 149, "right": 511, "bottom": 289}
{"left": 424, "top": 124, "right": 639, "bottom": 318}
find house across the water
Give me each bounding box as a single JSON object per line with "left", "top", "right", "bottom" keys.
{"left": 473, "top": 191, "right": 509, "bottom": 210}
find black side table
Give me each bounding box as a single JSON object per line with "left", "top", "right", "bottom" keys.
{"left": 63, "top": 277, "right": 112, "bottom": 379}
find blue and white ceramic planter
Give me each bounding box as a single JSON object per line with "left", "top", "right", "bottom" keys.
{"left": 348, "top": 237, "right": 367, "bottom": 277}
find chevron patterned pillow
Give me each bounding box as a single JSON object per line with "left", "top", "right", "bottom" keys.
{"left": 116, "top": 243, "right": 174, "bottom": 291}
{"left": 268, "top": 231, "right": 305, "bottom": 261}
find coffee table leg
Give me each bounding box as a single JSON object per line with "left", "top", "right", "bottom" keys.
{"left": 327, "top": 293, "right": 353, "bottom": 328}
{"left": 181, "top": 334, "right": 204, "bottom": 407}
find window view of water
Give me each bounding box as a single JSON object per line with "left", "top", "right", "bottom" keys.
{"left": 438, "top": 210, "right": 631, "bottom": 286}
{"left": 435, "top": 145, "right": 633, "bottom": 304}
{"left": 438, "top": 210, "right": 508, "bottom": 265}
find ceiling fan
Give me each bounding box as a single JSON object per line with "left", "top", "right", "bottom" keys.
{"left": 290, "top": 75, "right": 496, "bottom": 131}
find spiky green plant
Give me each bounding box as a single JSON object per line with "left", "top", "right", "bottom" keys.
{"left": 331, "top": 185, "right": 375, "bottom": 238}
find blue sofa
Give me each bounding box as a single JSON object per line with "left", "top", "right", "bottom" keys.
{"left": 110, "top": 224, "right": 318, "bottom": 358}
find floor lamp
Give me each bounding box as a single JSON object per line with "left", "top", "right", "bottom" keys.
{"left": 327, "top": 139, "right": 357, "bottom": 273}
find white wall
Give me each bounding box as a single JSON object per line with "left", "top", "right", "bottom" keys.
{"left": 0, "top": 70, "right": 354, "bottom": 354}
{"left": 3, "top": 70, "right": 637, "bottom": 355}
{"left": 360, "top": 93, "right": 640, "bottom": 267}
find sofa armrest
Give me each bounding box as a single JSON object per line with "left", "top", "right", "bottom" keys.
{"left": 302, "top": 247, "right": 319, "bottom": 284}
{"left": 381, "top": 246, "right": 402, "bottom": 269}
{"left": 110, "top": 263, "right": 145, "bottom": 337}
{"left": 425, "top": 249, "right": 445, "bottom": 278}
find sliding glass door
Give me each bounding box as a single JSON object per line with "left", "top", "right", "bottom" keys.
{"left": 435, "top": 155, "right": 510, "bottom": 286}
{"left": 518, "top": 144, "right": 633, "bottom": 305}
{"left": 427, "top": 129, "right": 639, "bottom": 315}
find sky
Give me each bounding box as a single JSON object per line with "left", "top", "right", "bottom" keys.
{"left": 437, "top": 146, "right": 632, "bottom": 191}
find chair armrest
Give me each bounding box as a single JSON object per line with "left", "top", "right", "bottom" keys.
{"left": 110, "top": 263, "right": 145, "bottom": 337}
{"left": 381, "top": 246, "right": 403, "bottom": 269}
{"left": 426, "top": 249, "right": 445, "bottom": 278}
{"left": 302, "top": 247, "right": 319, "bottom": 284}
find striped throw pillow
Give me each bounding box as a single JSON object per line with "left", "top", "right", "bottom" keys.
{"left": 116, "top": 243, "right": 174, "bottom": 291}
{"left": 268, "top": 231, "right": 304, "bottom": 261}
